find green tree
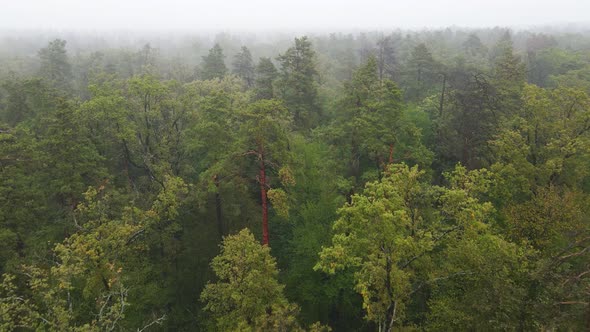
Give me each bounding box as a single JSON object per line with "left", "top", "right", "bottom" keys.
{"left": 237, "top": 99, "right": 293, "bottom": 245}
{"left": 81, "top": 74, "right": 189, "bottom": 190}
{"left": 183, "top": 77, "right": 252, "bottom": 238}
{"left": 1, "top": 78, "right": 55, "bottom": 126}
{"left": 0, "top": 177, "right": 186, "bottom": 331}
{"left": 502, "top": 188, "right": 590, "bottom": 330}
{"left": 488, "top": 85, "right": 590, "bottom": 329}
{"left": 281, "top": 137, "right": 361, "bottom": 330}
{"left": 0, "top": 81, "right": 60, "bottom": 272}
{"left": 404, "top": 43, "right": 439, "bottom": 101}
{"left": 376, "top": 35, "right": 399, "bottom": 81}
{"left": 316, "top": 164, "right": 526, "bottom": 331}
{"left": 136, "top": 43, "right": 159, "bottom": 74}
{"left": 200, "top": 44, "right": 227, "bottom": 80}
{"left": 255, "top": 57, "right": 278, "bottom": 100}
{"left": 0, "top": 84, "right": 106, "bottom": 275}
{"left": 491, "top": 32, "right": 526, "bottom": 115}
{"left": 462, "top": 33, "right": 488, "bottom": 57}
{"left": 329, "top": 56, "right": 431, "bottom": 188}
{"left": 201, "top": 228, "right": 302, "bottom": 331}
{"left": 525, "top": 33, "right": 558, "bottom": 85}
{"left": 232, "top": 46, "right": 255, "bottom": 87}
{"left": 38, "top": 39, "right": 72, "bottom": 92}
{"left": 276, "top": 36, "right": 320, "bottom": 130}
{"left": 432, "top": 63, "right": 498, "bottom": 169}
{"left": 490, "top": 84, "right": 590, "bottom": 190}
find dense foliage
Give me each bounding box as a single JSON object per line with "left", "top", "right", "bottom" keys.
{"left": 1, "top": 28, "right": 589, "bottom": 331}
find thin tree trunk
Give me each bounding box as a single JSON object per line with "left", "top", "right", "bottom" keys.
{"left": 259, "top": 151, "right": 269, "bottom": 245}
{"left": 388, "top": 144, "right": 395, "bottom": 164}
{"left": 387, "top": 301, "right": 397, "bottom": 332}
{"left": 384, "top": 252, "right": 396, "bottom": 332}
{"left": 213, "top": 174, "right": 223, "bottom": 238}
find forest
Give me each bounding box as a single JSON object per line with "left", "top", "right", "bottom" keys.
{"left": 0, "top": 26, "right": 589, "bottom": 331}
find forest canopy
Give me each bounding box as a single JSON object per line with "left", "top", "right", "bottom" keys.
{"left": 0, "top": 25, "right": 589, "bottom": 331}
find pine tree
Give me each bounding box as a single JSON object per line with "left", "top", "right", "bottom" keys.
{"left": 255, "top": 57, "right": 278, "bottom": 100}
{"left": 276, "top": 36, "right": 320, "bottom": 130}
{"left": 200, "top": 43, "right": 227, "bottom": 80}
{"left": 462, "top": 33, "right": 488, "bottom": 56}
{"left": 232, "top": 46, "right": 255, "bottom": 87}
{"left": 376, "top": 35, "right": 399, "bottom": 81}
{"left": 237, "top": 99, "right": 292, "bottom": 245}
{"left": 404, "top": 43, "right": 438, "bottom": 100}
{"left": 491, "top": 31, "right": 526, "bottom": 116}
{"left": 37, "top": 39, "right": 72, "bottom": 92}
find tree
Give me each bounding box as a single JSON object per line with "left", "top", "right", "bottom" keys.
{"left": 404, "top": 43, "right": 438, "bottom": 100}
{"left": 0, "top": 83, "right": 107, "bottom": 276}
{"left": 491, "top": 32, "right": 526, "bottom": 115}
{"left": 316, "top": 164, "right": 526, "bottom": 331}
{"left": 255, "top": 57, "right": 278, "bottom": 100}
{"left": 280, "top": 138, "right": 357, "bottom": 329}
{"left": 483, "top": 83, "right": 590, "bottom": 329}
{"left": 462, "top": 33, "right": 487, "bottom": 57}
{"left": 276, "top": 36, "right": 320, "bottom": 130}
{"left": 430, "top": 57, "right": 502, "bottom": 170}
{"left": 237, "top": 99, "right": 293, "bottom": 245}
{"left": 1, "top": 78, "right": 58, "bottom": 126}
{"left": 136, "top": 43, "right": 159, "bottom": 74}
{"left": 501, "top": 187, "right": 590, "bottom": 330}
{"left": 376, "top": 35, "right": 399, "bottom": 81}
{"left": 490, "top": 84, "right": 590, "bottom": 189}
{"left": 232, "top": 46, "right": 255, "bottom": 87}
{"left": 81, "top": 74, "right": 189, "bottom": 188}
{"left": 315, "top": 164, "right": 431, "bottom": 331}
{"left": 201, "top": 228, "right": 302, "bottom": 331}
{"left": 0, "top": 177, "right": 186, "bottom": 331}
{"left": 38, "top": 39, "right": 72, "bottom": 92}
{"left": 329, "top": 56, "right": 431, "bottom": 188}
{"left": 525, "top": 33, "right": 558, "bottom": 85}
{"left": 4, "top": 25, "right": 590, "bottom": 331}
{"left": 0, "top": 274, "right": 38, "bottom": 330}
{"left": 448, "top": 73, "right": 496, "bottom": 169}
{"left": 200, "top": 44, "right": 227, "bottom": 80}
{"left": 183, "top": 77, "right": 251, "bottom": 238}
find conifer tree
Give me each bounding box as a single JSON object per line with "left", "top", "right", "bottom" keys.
{"left": 200, "top": 43, "right": 227, "bottom": 80}
{"left": 255, "top": 57, "right": 278, "bottom": 100}
{"left": 232, "top": 46, "right": 255, "bottom": 87}
{"left": 38, "top": 39, "right": 72, "bottom": 91}
{"left": 276, "top": 36, "right": 320, "bottom": 130}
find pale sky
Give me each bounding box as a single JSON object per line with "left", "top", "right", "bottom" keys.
{"left": 1, "top": 0, "right": 589, "bottom": 31}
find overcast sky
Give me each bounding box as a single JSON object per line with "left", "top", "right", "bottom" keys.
{"left": 1, "top": 0, "right": 589, "bottom": 31}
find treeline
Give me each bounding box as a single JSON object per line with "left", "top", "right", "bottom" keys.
{"left": 0, "top": 28, "right": 589, "bottom": 331}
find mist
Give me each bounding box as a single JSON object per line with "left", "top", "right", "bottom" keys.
{"left": 2, "top": 0, "right": 590, "bottom": 32}
{"left": 2, "top": 1, "right": 590, "bottom": 331}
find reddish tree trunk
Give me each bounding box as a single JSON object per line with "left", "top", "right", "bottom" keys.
{"left": 259, "top": 151, "right": 269, "bottom": 246}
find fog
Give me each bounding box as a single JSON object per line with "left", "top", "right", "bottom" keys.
{"left": 2, "top": 0, "right": 589, "bottom": 32}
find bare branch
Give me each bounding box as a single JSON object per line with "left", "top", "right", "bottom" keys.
{"left": 137, "top": 314, "right": 167, "bottom": 332}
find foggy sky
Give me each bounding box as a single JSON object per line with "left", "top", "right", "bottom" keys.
{"left": 1, "top": 0, "right": 589, "bottom": 31}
